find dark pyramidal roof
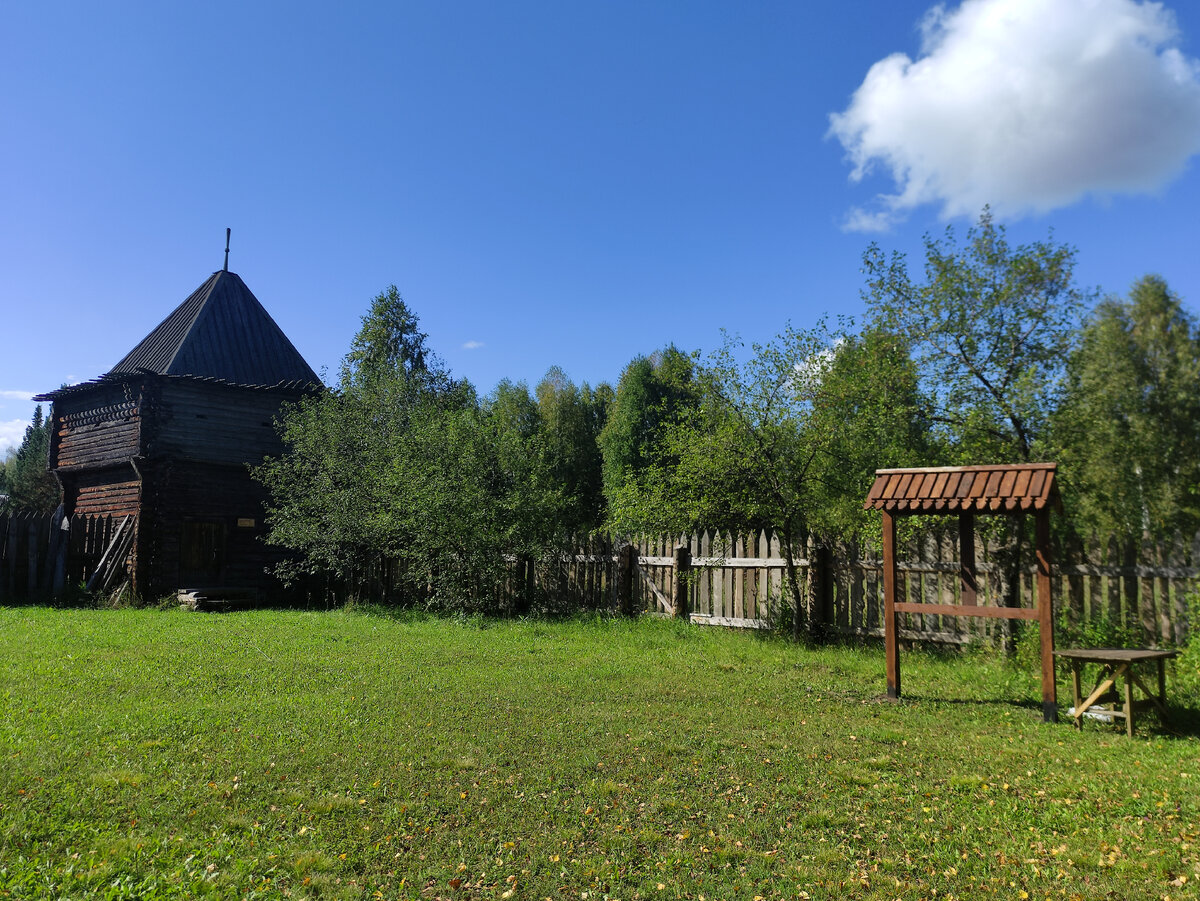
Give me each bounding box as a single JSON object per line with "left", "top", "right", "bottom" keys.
{"left": 108, "top": 270, "right": 320, "bottom": 387}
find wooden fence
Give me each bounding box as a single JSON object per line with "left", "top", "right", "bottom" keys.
{"left": 2, "top": 513, "right": 1196, "bottom": 646}
{"left": 0, "top": 512, "right": 130, "bottom": 601}
{"left": 558, "top": 528, "right": 1197, "bottom": 647}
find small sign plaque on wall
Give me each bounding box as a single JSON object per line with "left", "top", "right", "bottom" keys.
{"left": 237, "top": 518, "right": 256, "bottom": 528}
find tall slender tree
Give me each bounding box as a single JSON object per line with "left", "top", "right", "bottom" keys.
{"left": 2, "top": 405, "right": 60, "bottom": 514}
{"left": 1053, "top": 275, "right": 1200, "bottom": 539}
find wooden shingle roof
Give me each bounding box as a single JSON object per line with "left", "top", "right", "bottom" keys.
{"left": 863, "top": 463, "right": 1058, "bottom": 514}
{"left": 107, "top": 270, "right": 320, "bottom": 387}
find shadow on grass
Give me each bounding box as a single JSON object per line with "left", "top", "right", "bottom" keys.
{"left": 896, "top": 691, "right": 1200, "bottom": 739}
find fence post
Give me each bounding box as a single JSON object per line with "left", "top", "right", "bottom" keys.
{"left": 672, "top": 543, "right": 691, "bottom": 618}
{"left": 513, "top": 556, "right": 532, "bottom": 616}
{"left": 806, "top": 536, "right": 833, "bottom": 633}
{"left": 617, "top": 543, "right": 636, "bottom": 616}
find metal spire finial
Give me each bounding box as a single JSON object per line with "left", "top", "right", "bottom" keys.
{"left": 223, "top": 228, "right": 231, "bottom": 272}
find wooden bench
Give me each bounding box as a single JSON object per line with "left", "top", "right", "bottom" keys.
{"left": 1054, "top": 648, "right": 1178, "bottom": 737}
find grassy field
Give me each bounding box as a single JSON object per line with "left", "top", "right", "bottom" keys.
{"left": 0, "top": 608, "right": 1196, "bottom": 901}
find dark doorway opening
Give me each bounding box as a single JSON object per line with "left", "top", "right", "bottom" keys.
{"left": 180, "top": 520, "right": 226, "bottom": 585}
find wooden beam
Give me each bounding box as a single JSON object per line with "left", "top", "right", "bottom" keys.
{"left": 1037, "top": 509, "right": 1057, "bottom": 723}
{"left": 894, "top": 602, "right": 1039, "bottom": 620}
{"left": 882, "top": 510, "right": 900, "bottom": 700}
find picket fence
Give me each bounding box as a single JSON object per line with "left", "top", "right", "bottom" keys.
{"left": 552, "top": 528, "right": 1197, "bottom": 647}
{"left": 0, "top": 512, "right": 130, "bottom": 601}
{"left": 2, "top": 512, "right": 1195, "bottom": 646}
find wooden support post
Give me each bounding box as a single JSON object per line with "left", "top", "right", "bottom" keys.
{"left": 959, "top": 513, "right": 977, "bottom": 606}
{"left": 1036, "top": 510, "right": 1057, "bottom": 723}
{"left": 1124, "top": 671, "right": 1135, "bottom": 738}
{"left": 617, "top": 543, "right": 636, "bottom": 616}
{"left": 807, "top": 541, "right": 833, "bottom": 633}
{"left": 883, "top": 511, "right": 901, "bottom": 700}
{"left": 514, "top": 556, "right": 532, "bottom": 616}
{"left": 672, "top": 543, "right": 691, "bottom": 618}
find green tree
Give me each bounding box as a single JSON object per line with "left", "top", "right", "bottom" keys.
{"left": 258, "top": 288, "right": 479, "bottom": 599}
{"left": 864, "top": 208, "right": 1093, "bottom": 461}
{"left": 256, "top": 289, "right": 596, "bottom": 612}
{"left": 339, "top": 285, "right": 443, "bottom": 393}
{"left": 805, "top": 327, "right": 934, "bottom": 537}
{"left": 534, "top": 367, "right": 609, "bottom": 537}
{"left": 614, "top": 322, "right": 925, "bottom": 638}
{"left": 483, "top": 379, "right": 564, "bottom": 557}
{"left": 1053, "top": 275, "right": 1200, "bottom": 539}
{"left": 3, "top": 405, "right": 60, "bottom": 514}
{"left": 599, "top": 345, "right": 696, "bottom": 514}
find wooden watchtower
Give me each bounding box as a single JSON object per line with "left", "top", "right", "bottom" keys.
{"left": 36, "top": 260, "right": 321, "bottom": 600}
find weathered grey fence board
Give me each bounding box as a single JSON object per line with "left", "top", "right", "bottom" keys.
{"left": 618, "top": 527, "right": 1197, "bottom": 645}
{"left": 0, "top": 512, "right": 121, "bottom": 600}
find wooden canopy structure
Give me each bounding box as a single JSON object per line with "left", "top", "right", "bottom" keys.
{"left": 864, "top": 463, "right": 1061, "bottom": 723}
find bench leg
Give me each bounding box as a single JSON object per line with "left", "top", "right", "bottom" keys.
{"left": 1071, "top": 665, "right": 1083, "bottom": 729}
{"left": 1124, "top": 666, "right": 1135, "bottom": 738}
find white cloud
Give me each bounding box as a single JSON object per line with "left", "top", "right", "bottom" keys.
{"left": 462, "top": 340, "right": 485, "bottom": 350}
{"left": 0, "top": 390, "right": 34, "bottom": 401}
{"left": 0, "top": 419, "right": 26, "bottom": 455}
{"left": 829, "top": 0, "right": 1200, "bottom": 230}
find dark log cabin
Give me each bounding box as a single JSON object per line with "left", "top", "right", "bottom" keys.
{"left": 36, "top": 267, "right": 322, "bottom": 600}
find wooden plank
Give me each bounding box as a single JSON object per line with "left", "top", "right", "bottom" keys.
{"left": 1158, "top": 539, "right": 1174, "bottom": 646}
{"left": 862, "top": 541, "right": 879, "bottom": 633}
{"left": 635, "top": 561, "right": 671, "bottom": 614}
{"left": 850, "top": 539, "right": 864, "bottom": 634}
{"left": 921, "top": 531, "right": 937, "bottom": 635}
{"left": 769, "top": 531, "right": 782, "bottom": 622}
{"left": 690, "top": 614, "right": 770, "bottom": 630}
{"left": 1083, "top": 534, "right": 1099, "bottom": 625}
{"left": 756, "top": 530, "right": 769, "bottom": 622}
{"left": 894, "top": 602, "right": 1039, "bottom": 620}
{"left": 959, "top": 513, "right": 977, "bottom": 606}
{"left": 1139, "top": 536, "right": 1156, "bottom": 645}
{"left": 27, "top": 518, "right": 39, "bottom": 597}
{"left": 689, "top": 532, "right": 701, "bottom": 616}
{"left": 733, "top": 533, "right": 744, "bottom": 621}
{"left": 1109, "top": 536, "right": 1125, "bottom": 629}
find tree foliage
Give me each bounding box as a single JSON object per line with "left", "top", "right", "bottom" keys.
{"left": 864, "top": 208, "right": 1092, "bottom": 461}
{"left": 599, "top": 346, "right": 696, "bottom": 516}
{"left": 609, "top": 323, "right": 926, "bottom": 637}
{"left": 534, "top": 367, "right": 610, "bottom": 538}
{"left": 256, "top": 288, "right": 608, "bottom": 612}
{"left": 339, "top": 285, "right": 442, "bottom": 393}
{"left": 2, "top": 405, "right": 60, "bottom": 514}
{"left": 1053, "top": 275, "right": 1200, "bottom": 539}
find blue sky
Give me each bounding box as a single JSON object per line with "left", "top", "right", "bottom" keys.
{"left": 3, "top": 0, "right": 1199, "bottom": 453}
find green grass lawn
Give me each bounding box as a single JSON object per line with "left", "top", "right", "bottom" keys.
{"left": 0, "top": 608, "right": 1196, "bottom": 901}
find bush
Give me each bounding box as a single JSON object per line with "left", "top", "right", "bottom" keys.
{"left": 1174, "top": 590, "right": 1200, "bottom": 698}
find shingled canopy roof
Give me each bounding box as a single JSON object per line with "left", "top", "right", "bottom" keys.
{"left": 107, "top": 270, "right": 320, "bottom": 387}
{"left": 863, "top": 463, "right": 1058, "bottom": 514}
